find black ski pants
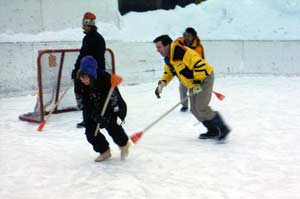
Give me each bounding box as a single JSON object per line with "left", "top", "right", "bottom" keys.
{"left": 82, "top": 104, "right": 128, "bottom": 154}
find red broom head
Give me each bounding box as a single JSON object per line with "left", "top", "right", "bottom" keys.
{"left": 130, "top": 131, "right": 144, "bottom": 144}
{"left": 214, "top": 91, "right": 225, "bottom": 101}
{"left": 37, "top": 120, "right": 46, "bottom": 132}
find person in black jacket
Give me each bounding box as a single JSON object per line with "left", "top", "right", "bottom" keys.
{"left": 76, "top": 56, "right": 130, "bottom": 162}
{"left": 72, "top": 12, "right": 106, "bottom": 128}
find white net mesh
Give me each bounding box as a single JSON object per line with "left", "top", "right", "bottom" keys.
{"left": 39, "top": 51, "right": 78, "bottom": 113}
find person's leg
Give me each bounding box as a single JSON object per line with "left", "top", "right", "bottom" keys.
{"left": 190, "top": 73, "right": 215, "bottom": 122}
{"left": 179, "top": 82, "right": 188, "bottom": 112}
{"left": 105, "top": 116, "right": 130, "bottom": 160}
{"left": 190, "top": 73, "right": 230, "bottom": 140}
{"left": 74, "top": 79, "right": 85, "bottom": 128}
{"left": 83, "top": 105, "right": 111, "bottom": 161}
{"left": 105, "top": 116, "right": 129, "bottom": 147}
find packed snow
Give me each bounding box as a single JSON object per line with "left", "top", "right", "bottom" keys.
{"left": 1, "top": 0, "right": 300, "bottom": 199}
{"left": 0, "top": 0, "right": 300, "bottom": 42}
{"left": 1, "top": 76, "right": 300, "bottom": 199}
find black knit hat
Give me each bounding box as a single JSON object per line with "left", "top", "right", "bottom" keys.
{"left": 185, "top": 27, "right": 197, "bottom": 37}
{"left": 78, "top": 56, "right": 98, "bottom": 80}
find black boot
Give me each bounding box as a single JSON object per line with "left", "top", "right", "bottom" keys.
{"left": 199, "top": 120, "right": 219, "bottom": 139}
{"left": 211, "top": 112, "right": 230, "bottom": 141}
{"left": 180, "top": 106, "right": 188, "bottom": 112}
{"left": 199, "top": 112, "right": 230, "bottom": 140}
{"left": 76, "top": 120, "right": 85, "bottom": 128}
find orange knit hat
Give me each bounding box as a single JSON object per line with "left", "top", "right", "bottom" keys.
{"left": 82, "top": 12, "right": 96, "bottom": 26}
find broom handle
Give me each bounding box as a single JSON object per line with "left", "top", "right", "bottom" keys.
{"left": 44, "top": 80, "right": 74, "bottom": 121}
{"left": 93, "top": 74, "right": 123, "bottom": 137}
{"left": 143, "top": 94, "right": 191, "bottom": 133}
{"left": 94, "top": 87, "right": 114, "bottom": 136}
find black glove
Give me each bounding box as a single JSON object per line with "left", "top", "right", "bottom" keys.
{"left": 93, "top": 114, "right": 110, "bottom": 129}
{"left": 71, "top": 69, "right": 77, "bottom": 80}
{"left": 155, "top": 87, "right": 161, "bottom": 98}
{"left": 155, "top": 80, "right": 166, "bottom": 98}
{"left": 76, "top": 95, "right": 84, "bottom": 110}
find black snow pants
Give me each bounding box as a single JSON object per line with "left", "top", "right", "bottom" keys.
{"left": 83, "top": 104, "right": 128, "bottom": 154}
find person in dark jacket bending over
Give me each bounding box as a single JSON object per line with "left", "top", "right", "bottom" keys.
{"left": 76, "top": 56, "right": 130, "bottom": 162}
{"left": 72, "top": 12, "right": 106, "bottom": 128}
{"left": 153, "top": 35, "right": 230, "bottom": 141}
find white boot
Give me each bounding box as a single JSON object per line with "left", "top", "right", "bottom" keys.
{"left": 94, "top": 149, "right": 111, "bottom": 162}
{"left": 120, "top": 142, "right": 130, "bottom": 160}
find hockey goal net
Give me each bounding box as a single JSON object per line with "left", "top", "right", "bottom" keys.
{"left": 19, "top": 48, "right": 115, "bottom": 123}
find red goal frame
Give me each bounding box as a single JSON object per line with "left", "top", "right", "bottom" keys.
{"left": 19, "top": 48, "right": 115, "bottom": 123}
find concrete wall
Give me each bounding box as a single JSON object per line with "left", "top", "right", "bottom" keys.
{"left": 203, "top": 40, "right": 300, "bottom": 75}
{"left": 0, "top": 0, "right": 119, "bottom": 33}
{"left": 0, "top": 40, "right": 299, "bottom": 97}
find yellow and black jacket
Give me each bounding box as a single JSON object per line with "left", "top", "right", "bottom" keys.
{"left": 174, "top": 36, "right": 205, "bottom": 59}
{"left": 160, "top": 42, "right": 213, "bottom": 89}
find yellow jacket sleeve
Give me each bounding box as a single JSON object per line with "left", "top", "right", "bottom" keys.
{"left": 182, "top": 49, "right": 213, "bottom": 83}
{"left": 161, "top": 63, "right": 174, "bottom": 85}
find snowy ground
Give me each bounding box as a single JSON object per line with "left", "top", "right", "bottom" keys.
{"left": 1, "top": 75, "right": 300, "bottom": 199}
{"left": 1, "top": 0, "right": 300, "bottom": 197}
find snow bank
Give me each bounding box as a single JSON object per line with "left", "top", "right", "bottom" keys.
{"left": 1, "top": 0, "right": 299, "bottom": 42}
{"left": 0, "top": 0, "right": 119, "bottom": 34}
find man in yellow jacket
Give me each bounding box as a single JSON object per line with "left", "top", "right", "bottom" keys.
{"left": 174, "top": 27, "right": 205, "bottom": 112}
{"left": 153, "top": 34, "right": 230, "bottom": 140}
